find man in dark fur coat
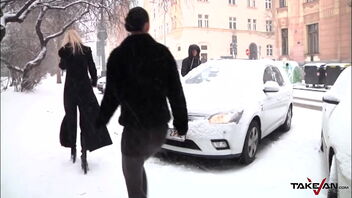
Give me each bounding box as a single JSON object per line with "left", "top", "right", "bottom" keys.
{"left": 181, "top": 44, "right": 201, "bottom": 77}
{"left": 96, "top": 7, "right": 188, "bottom": 198}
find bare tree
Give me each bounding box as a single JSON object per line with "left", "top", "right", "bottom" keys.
{"left": 1, "top": 0, "right": 137, "bottom": 91}
{"left": 0, "top": 0, "right": 38, "bottom": 41}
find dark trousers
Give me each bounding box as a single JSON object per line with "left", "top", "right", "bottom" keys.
{"left": 121, "top": 125, "right": 168, "bottom": 198}
{"left": 61, "top": 96, "right": 91, "bottom": 151}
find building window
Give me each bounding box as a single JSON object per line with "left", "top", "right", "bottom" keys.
{"left": 201, "top": 45, "right": 208, "bottom": 50}
{"left": 266, "top": 20, "right": 272, "bottom": 32}
{"left": 178, "top": 46, "right": 181, "bottom": 51}
{"left": 265, "top": 0, "right": 272, "bottom": 9}
{"left": 229, "top": 17, "right": 236, "bottom": 29}
{"left": 247, "top": 0, "right": 255, "bottom": 7}
{"left": 266, "top": 44, "right": 273, "bottom": 56}
{"left": 253, "top": 19, "right": 257, "bottom": 31}
{"left": 201, "top": 53, "right": 208, "bottom": 63}
{"left": 248, "top": 19, "right": 251, "bottom": 30}
{"left": 204, "top": 15, "right": 209, "bottom": 27}
{"left": 307, "top": 23, "right": 319, "bottom": 54}
{"left": 305, "top": 0, "right": 316, "bottom": 2}
{"left": 229, "top": 0, "right": 236, "bottom": 4}
{"left": 281, "top": 28, "right": 288, "bottom": 55}
{"left": 198, "top": 14, "right": 202, "bottom": 27}
{"left": 198, "top": 0, "right": 208, "bottom": 2}
{"left": 279, "top": 0, "right": 287, "bottom": 8}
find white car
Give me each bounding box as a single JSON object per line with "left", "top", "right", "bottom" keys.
{"left": 162, "top": 59, "right": 293, "bottom": 164}
{"left": 321, "top": 66, "right": 351, "bottom": 198}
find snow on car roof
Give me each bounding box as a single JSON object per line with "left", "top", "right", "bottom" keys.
{"left": 303, "top": 63, "right": 326, "bottom": 67}
{"left": 195, "top": 59, "right": 272, "bottom": 72}
{"left": 325, "top": 63, "right": 351, "bottom": 67}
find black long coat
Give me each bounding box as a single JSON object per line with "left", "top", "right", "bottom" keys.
{"left": 58, "top": 44, "right": 112, "bottom": 152}
{"left": 97, "top": 34, "right": 188, "bottom": 156}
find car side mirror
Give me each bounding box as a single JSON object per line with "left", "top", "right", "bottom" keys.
{"left": 322, "top": 95, "right": 340, "bottom": 105}
{"left": 263, "top": 81, "right": 280, "bottom": 93}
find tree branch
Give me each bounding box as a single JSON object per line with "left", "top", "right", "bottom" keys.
{"left": 35, "top": 6, "right": 47, "bottom": 47}
{"left": 7, "top": 65, "right": 24, "bottom": 73}
{"left": 38, "top": 0, "right": 105, "bottom": 10}
{"left": 44, "top": 9, "right": 89, "bottom": 44}
{"left": 4, "top": 0, "right": 38, "bottom": 23}
{"left": 0, "top": 0, "right": 13, "bottom": 10}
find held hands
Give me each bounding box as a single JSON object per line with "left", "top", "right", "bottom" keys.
{"left": 95, "top": 116, "right": 105, "bottom": 131}
{"left": 91, "top": 79, "right": 97, "bottom": 87}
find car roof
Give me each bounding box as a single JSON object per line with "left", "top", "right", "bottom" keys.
{"left": 204, "top": 59, "right": 273, "bottom": 69}
{"left": 303, "top": 63, "right": 326, "bottom": 67}
{"left": 325, "top": 63, "right": 351, "bottom": 67}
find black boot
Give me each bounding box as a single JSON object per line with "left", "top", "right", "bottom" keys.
{"left": 71, "top": 147, "right": 76, "bottom": 163}
{"left": 81, "top": 149, "right": 88, "bottom": 174}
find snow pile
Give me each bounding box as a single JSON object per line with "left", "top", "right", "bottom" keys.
{"left": 1, "top": 74, "right": 329, "bottom": 198}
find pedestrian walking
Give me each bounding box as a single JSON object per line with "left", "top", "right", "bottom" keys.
{"left": 181, "top": 44, "right": 201, "bottom": 76}
{"left": 96, "top": 7, "right": 188, "bottom": 198}
{"left": 58, "top": 29, "right": 112, "bottom": 174}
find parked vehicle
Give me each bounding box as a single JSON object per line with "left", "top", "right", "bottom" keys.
{"left": 97, "top": 76, "right": 106, "bottom": 93}
{"left": 321, "top": 66, "right": 351, "bottom": 198}
{"left": 303, "top": 63, "right": 326, "bottom": 88}
{"left": 162, "top": 59, "right": 293, "bottom": 164}
{"left": 324, "top": 63, "right": 351, "bottom": 88}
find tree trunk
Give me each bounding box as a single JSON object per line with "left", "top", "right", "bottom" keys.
{"left": 20, "top": 47, "right": 47, "bottom": 91}
{"left": 56, "top": 68, "right": 62, "bottom": 83}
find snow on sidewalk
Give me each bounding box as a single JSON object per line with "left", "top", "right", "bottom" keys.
{"left": 1, "top": 75, "right": 327, "bottom": 198}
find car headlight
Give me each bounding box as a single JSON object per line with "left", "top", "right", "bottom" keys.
{"left": 208, "top": 110, "right": 244, "bottom": 124}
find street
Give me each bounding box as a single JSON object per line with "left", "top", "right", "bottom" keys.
{"left": 0, "top": 76, "right": 330, "bottom": 198}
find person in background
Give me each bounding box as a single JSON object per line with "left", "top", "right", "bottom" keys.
{"left": 58, "top": 29, "right": 112, "bottom": 174}
{"left": 96, "top": 7, "right": 188, "bottom": 198}
{"left": 181, "top": 44, "right": 201, "bottom": 77}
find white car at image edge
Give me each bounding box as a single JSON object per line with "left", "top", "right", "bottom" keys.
{"left": 162, "top": 59, "right": 293, "bottom": 164}
{"left": 321, "top": 66, "right": 351, "bottom": 198}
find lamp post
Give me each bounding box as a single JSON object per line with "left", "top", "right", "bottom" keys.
{"left": 162, "top": 1, "right": 168, "bottom": 45}
{"left": 97, "top": 1, "right": 107, "bottom": 76}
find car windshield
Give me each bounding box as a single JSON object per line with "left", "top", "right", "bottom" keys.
{"left": 184, "top": 64, "right": 261, "bottom": 87}
{"left": 185, "top": 66, "right": 220, "bottom": 84}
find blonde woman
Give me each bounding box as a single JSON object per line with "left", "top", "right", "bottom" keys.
{"left": 58, "top": 29, "right": 112, "bottom": 174}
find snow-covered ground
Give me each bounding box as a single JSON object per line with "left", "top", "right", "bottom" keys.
{"left": 1, "top": 76, "right": 329, "bottom": 198}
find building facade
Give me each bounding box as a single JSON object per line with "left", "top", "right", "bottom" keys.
{"left": 274, "top": 0, "right": 351, "bottom": 63}
{"left": 144, "top": 0, "right": 351, "bottom": 64}
{"left": 144, "top": 0, "right": 277, "bottom": 62}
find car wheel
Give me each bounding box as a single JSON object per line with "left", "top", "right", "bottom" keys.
{"left": 327, "top": 155, "right": 338, "bottom": 198}
{"left": 280, "top": 105, "right": 292, "bottom": 132}
{"left": 240, "top": 121, "right": 260, "bottom": 165}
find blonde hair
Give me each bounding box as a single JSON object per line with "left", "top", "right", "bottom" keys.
{"left": 62, "top": 29, "right": 84, "bottom": 54}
